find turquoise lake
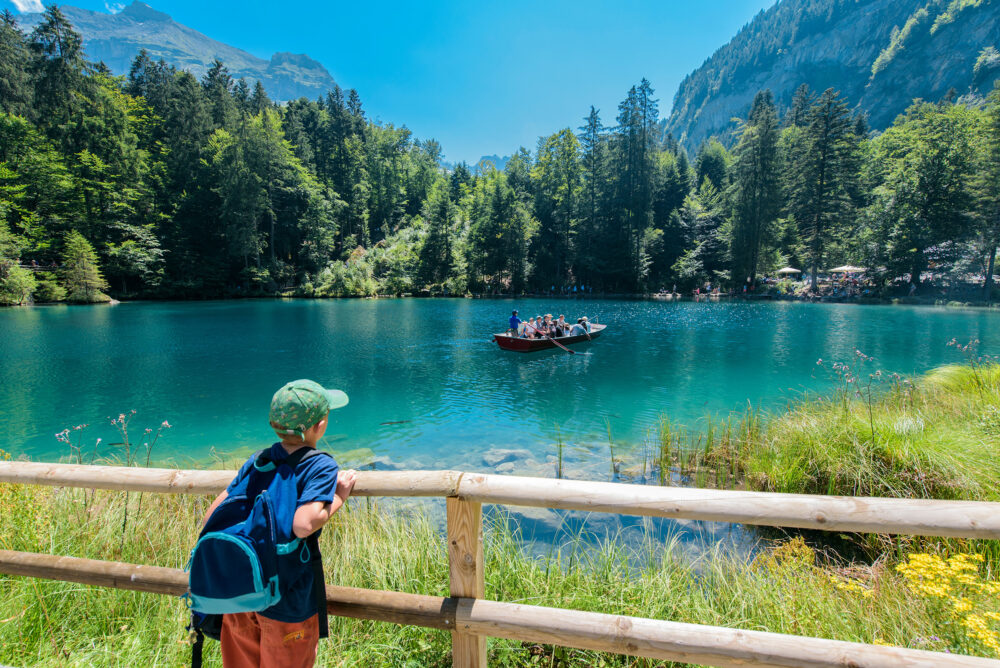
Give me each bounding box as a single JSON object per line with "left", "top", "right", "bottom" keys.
{"left": 2, "top": 298, "right": 998, "bottom": 473}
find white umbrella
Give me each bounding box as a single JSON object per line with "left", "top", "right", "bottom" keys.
{"left": 776, "top": 267, "right": 802, "bottom": 275}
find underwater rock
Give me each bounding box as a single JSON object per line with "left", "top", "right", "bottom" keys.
{"left": 482, "top": 448, "right": 532, "bottom": 467}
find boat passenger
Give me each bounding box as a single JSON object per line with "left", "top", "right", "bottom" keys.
{"left": 543, "top": 314, "right": 554, "bottom": 336}
{"left": 509, "top": 310, "right": 521, "bottom": 335}
{"left": 524, "top": 317, "right": 537, "bottom": 338}
{"left": 571, "top": 316, "right": 592, "bottom": 336}
{"left": 555, "top": 315, "right": 567, "bottom": 336}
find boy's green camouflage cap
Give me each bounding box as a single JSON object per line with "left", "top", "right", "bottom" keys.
{"left": 269, "top": 379, "right": 349, "bottom": 439}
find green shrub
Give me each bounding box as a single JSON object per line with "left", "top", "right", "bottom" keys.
{"left": 33, "top": 276, "right": 65, "bottom": 302}
{"left": 0, "top": 264, "right": 36, "bottom": 305}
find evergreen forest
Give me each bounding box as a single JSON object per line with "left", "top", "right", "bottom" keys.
{"left": 2, "top": 7, "right": 1000, "bottom": 304}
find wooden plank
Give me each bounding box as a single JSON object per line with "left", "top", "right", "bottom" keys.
{"left": 0, "top": 550, "right": 455, "bottom": 630}
{"left": 0, "top": 549, "right": 187, "bottom": 596}
{"left": 455, "top": 473, "right": 1000, "bottom": 539}
{"left": 325, "top": 584, "right": 458, "bottom": 631}
{"left": 447, "top": 498, "right": 486, "bottom": 668}
{"left": 457, "top": 598, "right": 1000, "bottom": 668}
{"left": 0, "top": 462, "right": 462, "bottom": 498}
{"left": 4, "top": 461, "right": 1000, "bottom": 539}
{"left": 2, "top": 550, "right": 996, "bottom": 668}
{"left": 0, "top": 461, "right": 235, "bottom": 495}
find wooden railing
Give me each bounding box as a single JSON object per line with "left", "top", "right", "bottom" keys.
{"left": 1, "top": 460, "right": 1000, "bottom": 668}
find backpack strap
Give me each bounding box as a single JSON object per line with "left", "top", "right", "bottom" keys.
{"left": 188, "top": 611, "right": 221, "bottom": 668}
{"left": 258, "top": 447, "right": 332, "bottom": 637}
{"left": 307, "top": 532, "right": 329, "bottom": 638}
{"left": 191, "top": 626, "right": 203, "bottom": 668}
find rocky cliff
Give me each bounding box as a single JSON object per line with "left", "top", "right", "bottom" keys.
{"left": 17, "top": 1, "right": 337, "bottom": 102}
{"left": 665, "top": 0, "right": 1000, "bottom": 150}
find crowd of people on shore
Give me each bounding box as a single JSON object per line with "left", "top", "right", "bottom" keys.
{"left": 506, "top": 310, "right": 591, "bottom": 338}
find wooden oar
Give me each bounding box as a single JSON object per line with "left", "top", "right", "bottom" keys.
{"left": 526, "top": 322, "right": 575, "bottom": 355}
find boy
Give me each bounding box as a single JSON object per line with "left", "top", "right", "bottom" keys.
{"left": 201, "top": 379, "right": 357, "bottom": 668}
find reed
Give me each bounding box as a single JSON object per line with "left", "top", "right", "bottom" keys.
{"left": 555, "top": 424, "right": 564, "bottom": 480}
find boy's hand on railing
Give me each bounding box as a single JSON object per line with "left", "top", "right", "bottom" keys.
{"left": 336, "top": 469, "right": 357, "bottom": 500}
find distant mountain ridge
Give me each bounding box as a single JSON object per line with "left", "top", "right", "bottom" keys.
{"left": 665, "top": 0, "right": 1000, "bottom": 150}
{"left": 16, "top": 1, "right": 337, "bottom": 102}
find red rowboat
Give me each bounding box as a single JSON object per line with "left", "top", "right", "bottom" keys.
{"left": 493, "top": 323, "right": 607, "bottom": 352}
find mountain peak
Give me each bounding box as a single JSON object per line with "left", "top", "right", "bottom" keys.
{"left": 16, "top": 2, "right": 337, "bottom": 102}
{"left": 119, "top": 1, "right": 171, "bottom": 23}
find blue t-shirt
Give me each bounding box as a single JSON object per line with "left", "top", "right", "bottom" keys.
{"left": 509, "top": 315, "right": 521, "bottom": 330}
{"left": 227, "top": 443, "right": 340, "bottom": 622}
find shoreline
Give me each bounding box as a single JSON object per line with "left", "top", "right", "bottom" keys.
{"left": 7, "top": 291, "right": 1000, "bottom": 310}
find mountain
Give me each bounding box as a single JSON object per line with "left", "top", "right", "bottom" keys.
{"left": 475, "top": 154, "right": 510, "bottom": 172}
{"left": 16, "top": 1, "right": 337, "bottom": 102}
{"left": 665, "top": 0, "right": 1000, "bottom": 150}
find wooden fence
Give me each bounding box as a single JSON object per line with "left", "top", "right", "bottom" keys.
{"left": 2, "top": 460, "right": 1000, "bottom": 668}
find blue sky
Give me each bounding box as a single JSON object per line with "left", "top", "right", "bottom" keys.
{"left": 6, "top": 0, "right": 776, "bottom": 164}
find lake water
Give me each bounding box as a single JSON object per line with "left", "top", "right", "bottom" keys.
{"left": 4, "top": 298, "right": 998, "bottom": 553}
{"left": 2, "top": 298, "right": 998, "bottom": 471}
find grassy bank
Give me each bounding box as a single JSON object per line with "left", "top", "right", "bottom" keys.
{"left": 2, "top": 477, "right": 1000, "bottom": 666}
{"left": 708, "top": 362, "right": 1000, "bottom": 501}
{"left": 612, "top": 362, "right": 1000, "bottom": 503}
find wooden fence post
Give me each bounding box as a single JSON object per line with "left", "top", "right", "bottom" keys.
{"left": 447, "top": 497, "right": 486, "bottom": 668}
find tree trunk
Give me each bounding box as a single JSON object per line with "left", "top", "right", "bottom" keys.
{"left": 270, "top": 213, "right": 275, "bottom": 265}
{"left": 984, "top": 244, "right": 997, "bottom": 303}
{"left": 911, "top": 252, "right": 925, "bottom": 289}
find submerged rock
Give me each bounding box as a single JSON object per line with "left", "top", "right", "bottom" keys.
{"left": 482, "top": 448, "right": 532, "bottom": 467}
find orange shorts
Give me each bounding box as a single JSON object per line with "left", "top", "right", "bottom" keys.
{"left": 221, "top": 611, "right": 318, "bottom": 668}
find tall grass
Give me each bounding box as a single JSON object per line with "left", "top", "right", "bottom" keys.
{"left": 614, "top": 364, "right": 1000, "bottom": 503}
{"left": 2, "top": 481, "right": 1000, "bottom": 666}
{"left": 728, "top": 364, "right": 1000, "bottom": 501}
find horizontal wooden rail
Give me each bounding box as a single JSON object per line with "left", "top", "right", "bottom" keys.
{"left": 2, "top": 550, "right": 996, "bottom": 668}
{"left": 3, "top": 461, "right": 1000, "bottom": 538}
{"left": 0, "top": 461, "right": 461, "bottom": 497}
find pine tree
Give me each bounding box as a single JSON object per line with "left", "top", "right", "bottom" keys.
{"left": 980, "top": 83, "right": 1000, "bottom": 301}
{"left": 787, "top": 88, "right": 859, "bottom": 291}
{"left": 577, "top": 106, "right": 607, "bottom": 285}
{"left": 612, "top": 80, "right": 659, "bottom": 289}
{"left": 0, "top": 10, "right": 32, "bottom": 116}
{"left": 62, "top": 230, "right": 109, "bottom": 302}
{"left": 730, "top": 90, "right": 781, "bottom": 286}
{"left": 448, "top": 162, "right": 472, "bottom": 203}
{"left": 531, "top": 128, "right": 581, "bottom": 286}
{"left": 417, "top": 182, "right": 456, "bottom": 285}
{"left": 695, "top": 139, "right": 729, "bottom": 190}
{"left": 29, "top": 6, "right": 86, "bottom": 141}
{"left": 785, "top": 83, "right": 812, "bottom": 127}
{"left": 250, "top": 80, "right": 271, "bottom": 115}
{"left": 202, "top": 60, "right": 237, "bottom": 129}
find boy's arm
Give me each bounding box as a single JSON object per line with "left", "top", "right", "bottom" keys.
{"left": 292, "top": 469, "right": 356, "bottom": 539}
{"left": 201, "top": 490, "right": 228, "bottom": 527}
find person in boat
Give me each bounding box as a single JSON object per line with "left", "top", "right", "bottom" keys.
{"left": 554, "top": 315, "right": 567, "bottom": 337}
{"left": 568, "top": 317, "right": 589, "bottom": 336}
{"left": 543, "top": 314, "right": 555, "bottom": 337}
{"left": 508, "top": 310, "right": 521, "bottom": 335}
{"left": 527, "top": 316, "right": 541, "bottom": 338}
